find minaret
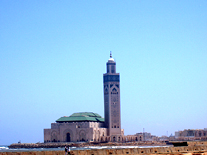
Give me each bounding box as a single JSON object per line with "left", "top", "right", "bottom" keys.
{"left": 103, "top": 52, "right": 121, "bottom": 140}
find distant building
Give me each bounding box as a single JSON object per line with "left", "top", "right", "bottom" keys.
{"left": 44, "top": 53, "right": 124, "bottom": 142}
{"left": 159, "top": 136, "right": 169, "bottom": 142}
{"left": 135, "top": 132, "right": 159, "bottom": 142}
{"left": 175, "top": 128, "right": 207, "bottom": 141}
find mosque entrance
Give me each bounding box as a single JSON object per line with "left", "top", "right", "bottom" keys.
{"left": 66, "top": 133, "right": 71, "bottom": 142}
{"left": 79, "top": 130, "right": 86, "bottom": 142}
{"left": 113, "top": 136, "right": 116, "bottom": 142}
{"left": 80, "top": 138, "right": 85, "bottom": 142}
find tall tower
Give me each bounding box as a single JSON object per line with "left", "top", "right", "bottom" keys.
{"left": 103, "top": 52, "right": 121, "bottom": 139}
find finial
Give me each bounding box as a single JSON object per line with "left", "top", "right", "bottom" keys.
{"left": 110, "top": 51, "right": 112, "bottom": 58}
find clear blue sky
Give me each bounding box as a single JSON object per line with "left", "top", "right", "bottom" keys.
{"left": 0, "top": 0, "right": 207, "bottom": 145}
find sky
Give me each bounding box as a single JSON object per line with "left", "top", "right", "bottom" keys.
{"left": 0, "top": 0, "right": 207, "bottom": 145}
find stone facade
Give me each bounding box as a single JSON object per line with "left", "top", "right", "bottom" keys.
{"left": 175, "top": 128, "right": 207, "bottom": 141}
{"left": 44, "top": 121, "right": 107, "bottom": 142}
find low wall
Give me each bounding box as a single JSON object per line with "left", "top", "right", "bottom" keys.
{"left": 1, "top": 145, "right": 207, "bottom": 155}
{"left": 187, "top": 141, "right": 207, "bottom": 146}
{"left": 8, "top": 142, "right": 166, "bottom": 149}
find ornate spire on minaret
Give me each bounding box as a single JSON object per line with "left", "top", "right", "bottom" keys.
{"left": 110, "top": 51, "right": 112, "bottom": 58}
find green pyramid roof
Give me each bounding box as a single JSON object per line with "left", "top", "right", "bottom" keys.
{"left": 56, "top": 112, "right": 104, "bottom": 123}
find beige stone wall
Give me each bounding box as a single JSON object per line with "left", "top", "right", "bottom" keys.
{"left": 123, "top": 135, "right": 143, "bottom": 142}
{"left": 2, "top": 145, "right": 207, "bottom": 155}
{"left": 44, "top": 129, "right": 52, "bottom": 142}
{"left": 45, "top": 124, "right": 146, "bottom": 143}
{"left": 44, "top": 122, "right": 108, "bottom": 142}
{"left": 93, "top": 128, "right": 107, "bottom": 142}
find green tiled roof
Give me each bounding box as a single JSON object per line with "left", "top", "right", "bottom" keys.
{"left": 56, "top": 112, "right": 104, "bottom": 123}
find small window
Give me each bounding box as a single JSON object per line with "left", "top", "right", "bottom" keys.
{"left": 107, "top": 66, "right": 109, "bottom": 73}
{"left": 111, "top": 65, "right": 115, "bottom": 73}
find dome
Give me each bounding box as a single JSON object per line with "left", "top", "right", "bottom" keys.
{"left": 108, "top": 57, "right": 114, "bottom": 62}
{"left": 56, "top": 112, "right": 104, "bottom": 123}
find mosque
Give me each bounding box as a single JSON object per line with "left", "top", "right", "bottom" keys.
{"left": 44, "top": 54, "right": 140, "bottom": 143}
